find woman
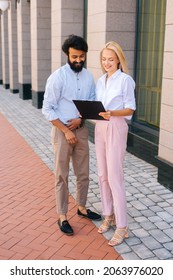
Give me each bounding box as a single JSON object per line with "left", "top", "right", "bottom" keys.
{"left": 95, "top": 41, "right": 136, "bottom": 246}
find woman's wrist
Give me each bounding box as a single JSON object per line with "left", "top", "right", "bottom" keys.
{"left": 109, "top": 110, "right": 113, "bottom": 116}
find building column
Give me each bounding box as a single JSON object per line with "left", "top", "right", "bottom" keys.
{"left": 51, "top": 0, "right": 84, "bottom": 72}
{"left": 87, "top": 0, "right": 136, "bottom": 81}
{"left": 17, "top": 0, "right": 31, "bottom": 99}
{"left": 157, "top": 0, "right": 173, "bottom": 190}
{"left": 1, "top": 9, "right": 9, "bottom": 89}
{"left": 8, "top": 0, "right": 18, "bottom": 93}
{"left": 86, "top": 0, "right": 136, "bottom": 142}
{"left": 30, "top": 0, "right": 51, "bottom": 109}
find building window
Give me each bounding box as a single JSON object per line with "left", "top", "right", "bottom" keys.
{"left": 135, "top": 0, "right": 166, "bottom": 129}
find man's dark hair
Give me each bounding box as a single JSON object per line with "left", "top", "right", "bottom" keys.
{"left": 62, "top": 34, "right": 88, "bottom": 55}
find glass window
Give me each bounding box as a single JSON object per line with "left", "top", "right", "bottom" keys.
{"left": 135, "top": 0, "right": 166, "bottom": 129}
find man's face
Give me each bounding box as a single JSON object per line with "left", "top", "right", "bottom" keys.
{"left": 68, "top": 48, "right": 86, "bottom": 73}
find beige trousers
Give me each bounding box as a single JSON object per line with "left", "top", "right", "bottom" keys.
{"left": 51, "top": 125, "right": 89, "bottom": 215}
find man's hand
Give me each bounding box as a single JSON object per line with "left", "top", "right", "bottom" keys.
{"left": 64, "top": 130, "right": 78, "bottom": 144}
{"left": 64, "top": 118, "right": 82, "bottom": 144}
{"left": 66, "top": 118, "right": 81, "bottom": 130}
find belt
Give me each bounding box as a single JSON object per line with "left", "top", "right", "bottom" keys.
{"left": 77, "top": 119, "right": 85, "bottom": 129}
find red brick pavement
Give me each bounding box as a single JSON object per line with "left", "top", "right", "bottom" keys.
{"left": 0, "top": 113, "right": 122, "bottom": 260}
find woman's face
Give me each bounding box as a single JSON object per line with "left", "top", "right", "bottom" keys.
{"left": 101, "top": 48, "right": 120, "bottom": 76}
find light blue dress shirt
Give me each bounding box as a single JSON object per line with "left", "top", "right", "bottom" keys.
{"left": 42, "top": 63, "right": 95, "bottom": 124}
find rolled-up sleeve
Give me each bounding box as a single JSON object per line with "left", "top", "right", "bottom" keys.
{"left": 42, "top": 74, "right": 61, "bottom": 121}
{"left": 123, "top": 76, "right": 136, "bottom": 111}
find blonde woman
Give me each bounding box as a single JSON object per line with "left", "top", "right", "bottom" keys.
{"left": 95, "top": 41, "right": 136, "bottom": 246}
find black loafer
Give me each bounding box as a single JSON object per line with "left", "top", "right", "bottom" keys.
{"left": 57, "top": 219, "right": 74, "bottom": 236}
{"left": 77, "top": 209, "right": 102, "bottom": 221}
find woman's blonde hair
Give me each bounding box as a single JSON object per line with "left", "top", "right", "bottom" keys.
{"left": 100, "top": 41, "right": 129, "bottom": 74}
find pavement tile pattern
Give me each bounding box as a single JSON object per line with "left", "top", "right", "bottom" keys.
{"left": 0, "top": 112, "right": 120, "bottom": 260}
{"left": 0, "top": 86, "right": 173, "bottom": 260}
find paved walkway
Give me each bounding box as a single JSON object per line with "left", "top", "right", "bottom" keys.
{"left": 0, "top": 85, "right": 173, "bottom": 260}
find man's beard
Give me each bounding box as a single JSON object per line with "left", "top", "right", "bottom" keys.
{"left": 68, "top": 58, "right": 85, "bottom": 73}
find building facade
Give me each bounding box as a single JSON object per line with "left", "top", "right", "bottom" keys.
{"left": 0, "top": 0, "right": 173, "bottom": 190}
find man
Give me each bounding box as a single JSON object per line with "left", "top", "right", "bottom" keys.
{"left": 42, "top": 35, "right": 101, "bottom": 236}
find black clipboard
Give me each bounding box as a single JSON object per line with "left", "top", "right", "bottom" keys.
{"left": 73, "top": 100, "right": 106, "bottom": 120}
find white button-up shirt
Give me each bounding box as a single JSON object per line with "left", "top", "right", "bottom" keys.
{"left": 96, "top": 69, "right": 136, "bottom": 119}
{"left": 42, "top": 63, "right": 95, "bottom": 124}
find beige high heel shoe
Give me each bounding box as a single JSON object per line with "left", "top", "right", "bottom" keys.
{"left": 108, "top": 227, "right": 128, "bottom": 246}
{"left": 98, "top": 215, "right": 116, "bottom": 234}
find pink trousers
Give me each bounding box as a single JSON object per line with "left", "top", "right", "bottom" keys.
{"left": 95, "top": 116, "right": 128, "bottom": 228}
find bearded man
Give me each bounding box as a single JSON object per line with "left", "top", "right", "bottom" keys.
{"left": 42, "top": 35, "right": 101, "bottom": 236}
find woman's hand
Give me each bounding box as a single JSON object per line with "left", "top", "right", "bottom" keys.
{"left": 99, "top": 110, "right": 111, "bottom": 120}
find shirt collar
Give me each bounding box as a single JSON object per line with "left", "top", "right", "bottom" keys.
{"left": 101, "top": 69, "right": 121, "bottom": 82}
{"left": 65, "top": 62, "right": 72, "bottom": 71}
{"left": 108, "top": 69, "right": 121, "bottom": 80}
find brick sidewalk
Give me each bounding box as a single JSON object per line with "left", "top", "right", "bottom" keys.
{"left": 0, "top": 112, "right": 122, "bottom": 260}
